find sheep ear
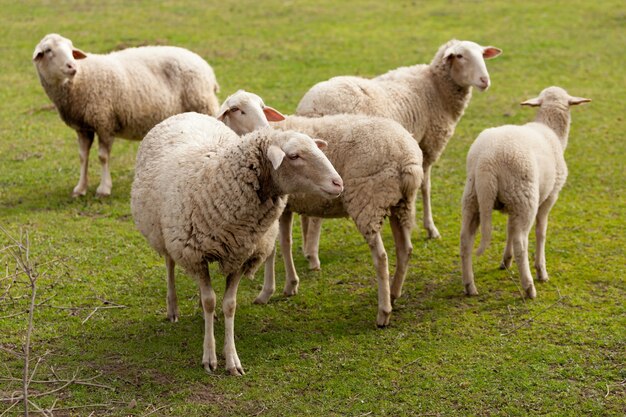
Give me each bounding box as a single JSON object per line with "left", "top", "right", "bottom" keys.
{"left": 482, "top": 47, "right": 502, "bottom": 59}
{"left": 72, "top": 48, "right": 87, "bottom": 60}
{"left": 267, "top": 145, "right": 285, "bottom": 170}
{"left": 216, "top": 108, "right": 229, "bottom": 121}
{"left": 32, "top": 46, "right": 44, "bottom": 61}
{"left": 263, "top": 106, "right": 285, "bottom": 122}
{"left": 314, "top": 139, "right": 328, "bottom": 150}
{"left": 521, "top": 97, "right": 542, "bottom": 107}
{"left": 568, "top": 96, "right": 591, "bottom": 106}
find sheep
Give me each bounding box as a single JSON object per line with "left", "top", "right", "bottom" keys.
{"left": 33, "top": 33, "right": 220, "bottom": 197}
{"left": 130, "top": 112, "right": 343, "bottom": 375}
{"left": 216, "top": 89, "right": 285, "bottom": 135}
{"left": 460, "top": 86, "right": 591, "bottom": 298}
{"left": 295, "top": 39, "right": 502, "bottom": 271}
{"left": 219, "top": 99, "right": 423, "bottom": 326}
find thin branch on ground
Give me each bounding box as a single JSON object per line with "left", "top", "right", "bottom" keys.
{"left": 500, "top": 294, "right": 566, "bottom": 337}
{"left": 140, "top": 405, "right": 169, "bottom": 417}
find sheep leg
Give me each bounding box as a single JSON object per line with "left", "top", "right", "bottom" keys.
{"left": 500, "top": 218, "right": 514, "bottom": 270}
{"left": 223, "top": 271, "right": 244, "bottom": 376}
{"left": 301, "top": 214, "right": 309, "bottom": 255}
{"left": 279, "top": 211, "right": 300, "bottom": 296}
{"left": 254, "top": 245, "right": 276, "bottom": 304}
{"left": 510, "top": 215, "right": 536, "bottom": 299}
{"left": 389, "top": 214, "right": 413, "bottom": 303}
{"left": 535, "top": 195, "right": 557, "bottom": 282}
{"left": 365, "top": 232, "right": 392, "bottom": 327}
{"left": 72, "top": 130, "right": 94, "bottom": 197}
{"left": 460, "top": 199, "right": 480, "bottom": 296}
{"left": 95, "top": 134, "right": 114, "bottom": 197}
{"left": 421, "top": 163, "right": 441, "bottom": 239}
{"left": 165, "top": 253, "right": 179, "bottom": 322}
{"left": 302, "top": 216, "right": 323, "bottom": 270}
{"left": 196, "top": 266, "right": 217, "bottom": 373}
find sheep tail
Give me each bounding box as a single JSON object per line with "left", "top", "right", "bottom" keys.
{"left": 475, "top": 172, "right": 497, "bottom": 256}
{"left": 398, "top": 163, "right": 423, "bottom": 228}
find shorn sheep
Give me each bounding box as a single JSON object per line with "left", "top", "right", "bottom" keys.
{"left": 220, "top": 95, "right": 423, "bottom": 326}
{"left": 460, "top": 86, "right": 590, "bottom": 298}
{"left": 33, "top": 33, "right": 220, "bottom": 197}
{"left": 131, "top": 113, "right": 342, "bottom": 375}
{"left": 296, "top": 39, "right": 501, "bottom": 270}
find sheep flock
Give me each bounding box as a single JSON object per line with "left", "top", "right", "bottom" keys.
{"left": 30, "top": 33, "right": 590, "bottom": 376}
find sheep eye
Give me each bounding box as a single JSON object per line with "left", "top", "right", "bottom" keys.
{"left": 288, "top": 154, "right": 300, "bottom": 160}
{"left": 230, "top": 106, "right": 239, "bottom": 113}
{"left": 456, "top": 54, "right": 463, "bottom": 59}
{"left": 44, "top": 48, "right": 52, "bottom": 54}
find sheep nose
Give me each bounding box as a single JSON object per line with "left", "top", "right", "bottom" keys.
{"left": 66, "top": 63, "right": 77, "bottom": 76}
{"left": 332, "top": 178, "right": 344, "bottom": 192}
{"left": 479, "top": 76, "right": 490, "bottom": 88}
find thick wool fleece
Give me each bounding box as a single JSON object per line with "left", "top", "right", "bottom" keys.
{"left": 273, "top": 114, "right": 423, "bottom": 235}
{"left": 296, "top": 40, "right": 470, "bottom": 166}
{"left": 131, "top": 113, "right": 285, "bottom": 277}
{"left": 39, "top": 46, "right": 220, "bottom": 140}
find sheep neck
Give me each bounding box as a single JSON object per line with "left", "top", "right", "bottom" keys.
{"left": 535, "top": 104, "right": 571, "bottom": 150}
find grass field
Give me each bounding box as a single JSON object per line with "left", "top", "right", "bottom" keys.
{"left": 1, "top": 1, "right": 625, "bottom": 415}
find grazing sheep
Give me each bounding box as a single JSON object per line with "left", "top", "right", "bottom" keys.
{"left": 220, "top": 101, "right": 423, "bottom": 326}
{"left": 296, "top": 39, "right": 501, "bottom": 270}
{"left": 33, "top": 33, "right": 220, "bottom": 197}
{"left": 131, "top": 112, "right": 343, "bottom": 375}
{"left": 460, "top": 87, "right": 591, "bottom": 298}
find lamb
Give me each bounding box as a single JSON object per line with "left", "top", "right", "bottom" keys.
{"left": 33, "top": 33, "right": 220, "bottom": 197}
{"left": 460, "top": 86, "right": 590, "bottom": 298}
{"left": 130, "top": 112, "right": 343, "bottom": 375}
{"left": 295, "top": 39, "right": 502, "bottom": 270}
{"left": 220, "top": 99, "right": 423, "bottom": 326}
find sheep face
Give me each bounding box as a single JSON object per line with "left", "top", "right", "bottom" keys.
{"left": 267, "top": 131, "right": 343, "bottom": 198}
{"left": 33, "top": 34, "right": 87, "bottom": 84}
{"left": 218, "top": 90, "right": 285, "bottom": 135}
{"left": 445, "top": 41, "right": 501, "bottom": 91}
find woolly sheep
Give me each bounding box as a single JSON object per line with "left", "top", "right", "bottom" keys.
{"left": 130, "top": 112, "right": 343, "bottom": 375}
{"left": 296, "top": 39, "right": 502, "bottom": 270}
{"left": 460, "top": 86, "right": 590, "bottom": 298}
{"left": 33, "top": 33, "right": 220, "bottom": 197}
{"left": 221, "top": 102, "right": 423, "bottom": 326}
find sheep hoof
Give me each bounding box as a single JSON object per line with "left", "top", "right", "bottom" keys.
{"left": 376, "top": 310, "right": 391, "bottom": 328}
{"left": 227, "top": 366, "right": 245, "bottom": 376}
{"left": 167, "top": 313, "right": 179, "bottom": 323}
{"left": 283, "top": 282, "right": 299, "bottom": 297}
{"left": 71, "top": 188, "right": 87, "bottom": 198}
{"left": 306, "top": 256, "right": 321, "bottom": 271}
{"left": 426, "top": 227, "right": 441, "bottom": 239}
{"left": 96, "top": 190, "right": 111, "bottom": 198}
{"left": 203, "top": 361, "right": 217, "bottom": 374}
{"left": 253, "top": 292, "right": 272, "bottom": 304}
{"left": 499, "top": 259, "right": 512, "bottom": 270}
{"left": 464, "top": 283, "right": 479, "bottom": 296}
{"left": 537, "top": 271, "right": 549, "bottom": 282}
{"left": 525, "top": 285, "right": 537, "bottom": 299}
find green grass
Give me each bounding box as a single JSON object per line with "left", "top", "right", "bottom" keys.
{"left": 1, "top": 0, "right": 625, "bottom": 415}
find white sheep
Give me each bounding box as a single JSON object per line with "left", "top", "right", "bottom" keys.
{"left": 460, "top": 86, "right": 590, "bottom": 298}
{"left": 33, "top": 33, "right": 220, "bottom": 197}
{"left": 219, "top": 99, "right": 423, "bottom": 326}
{"left": 130, "top": 112, "right": 343, "bottom": 375}
{"left": 216, "top": 89, "right": 285, "bottom": 135}
{"left": 296, "top": 39, "right": 502, "bottom": 270}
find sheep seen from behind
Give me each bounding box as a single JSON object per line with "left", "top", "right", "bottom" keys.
{"left": 460, "top": 86, "right": 591, "bottom": 298}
